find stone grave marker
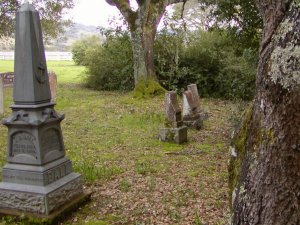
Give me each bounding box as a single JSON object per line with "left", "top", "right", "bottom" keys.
{"left": 182, "top": 84, "right": 208, "bottom": 130}
{"left": 2, "top": 72, "right": 14, "bottom": 87}
{"left": 0, "top": 75, "right": 3, "bottom": 115}
{"left": 159, "top": 91, "right": 187, "bottom": 144}
{"left": 48, "top": 71, "right": 57, "bottom": 103}
{"left": 0, "top": 2, "right": 89, "bottom": 219}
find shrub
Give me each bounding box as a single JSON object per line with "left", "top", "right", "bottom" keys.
{"left": 84, "top": 32, "right": 134, "bottom": 91}
{"left": 77, "top": 28, "right": 256, "bottom": 100}
{"left": 155, "top": 30, "right": 257, "bottom": 100}
{"left": 71, "top": 35, "right": 101, "bottom": 66}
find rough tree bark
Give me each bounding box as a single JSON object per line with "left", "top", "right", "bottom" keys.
{"left": 106, "top": 0, "right": 185, "bottom": 85}
{"left": 230, "top": 0, "right": 300, "bottom": 224}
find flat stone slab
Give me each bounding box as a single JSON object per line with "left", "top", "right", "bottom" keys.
{"left": 0, "top": 190, "right": 91, "bottom": 223}
{"left": 183, "top": 112, "right": 209, "bottom": 130}
{"left": 159, "top": 126, "right": 187, "bottom": 144}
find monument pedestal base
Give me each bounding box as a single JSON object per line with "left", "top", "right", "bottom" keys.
{"left": 159, "top": 126, "right": 187, "bottom": 144}
{"left": 0, "top": 173, "right": 84, "bottom": 215}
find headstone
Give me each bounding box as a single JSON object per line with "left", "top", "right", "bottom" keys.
{"left": 182, "top": 84, "right": 208, "bottom": 130}
{"left": 159, "top": 91, "right": 187, "bottom": 144}
{"left": 0, "top": 3, "right": 89, "bottom": 218}
{"left": 0, "top": 76, "right": 3, "bottom": 115}
{"left": 0, "top": 72, "right": 14, "bottom": 87}
{"left": 48, "top": 71, "right": 57, "bottom": 103}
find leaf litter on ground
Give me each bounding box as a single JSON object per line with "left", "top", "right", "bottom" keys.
{"left": 0, "top": 84, "right": 244, "bottom": 225}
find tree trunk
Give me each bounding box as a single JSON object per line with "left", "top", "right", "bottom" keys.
{"left": 129, "top": 1, "right": 164, "bottom": 85}
{"left": 106, "top": 0, "right": 185, "bottom": 87}
{"left": 230, "top": 1, "right": 300, "bottom": 224}
{"left": 131, "top": 23, "right": 156, "bottom": 85}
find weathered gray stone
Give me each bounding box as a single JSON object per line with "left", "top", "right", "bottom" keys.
{"left": 2, "top": 157, "right": 72, "bottom": 186}
{"left": 3, "top": 108, "right": 65, "bottom": 165}
{"left": 182, "top": 84, "right": 207, "bottom": 130}
{"left": 48, "top": 71, "right": 57, "bottom": 103}
{"left": 0, "top": 2, "right": 85, "bottom": 217}
{"left": 165, "top": 91, "right": 181, "bottom": 126}
{"left": 159, "top": 91, "right": 187, "bottom": 144}
{"left": 0, "top": 173, "right": 82, "bottom": 215}
{"left": 187, "top": 84, "right": 201, "bottom": 111}
{"left": 13, "top": 3, "right": 51, "bottom": 105}
{"left": 0, "top": 76, "right": 3, "bottom": 115}
{"left": 0, "top": 72, "right": 14, "bottom": 87}
{"left": 159, "top": 126, "right": 187, "bottom": 144}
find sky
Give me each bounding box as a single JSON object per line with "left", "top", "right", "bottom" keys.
{"left": 68, "top": 0, "right": 129, "bottom": 27}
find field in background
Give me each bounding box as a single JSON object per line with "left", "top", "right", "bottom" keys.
{"left": 0, "top": 60, "right": 85, "bottom": 84}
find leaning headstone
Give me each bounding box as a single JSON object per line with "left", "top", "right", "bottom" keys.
{"left": 159, "top": 91, "right": 187, "bottom": 144}
{"left": 0, "top": 75, "right": 3, "bottom": 115}
{"left": 0, "top": 3, "right": 89, "bottom": 219}
{"left": 182, "top": 84, "right": 208, "bottom": 130}
{"left": 48, "top": 71, "right": 57, "bottom": 103}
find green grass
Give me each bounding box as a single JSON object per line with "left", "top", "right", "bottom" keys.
{"left": 0, "top": 61, "right": 237, "bottom": 225}
{"left": 0, "top": 60, "right": 85, "bottom": 83}
{"left": 0, "top": 60, "right": 13, "bottom": 72}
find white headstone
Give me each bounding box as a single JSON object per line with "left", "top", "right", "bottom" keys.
{"left": 187, "top": 84, "right": 201, "bottom": 113}
{"left": 182, "top": 90, "right": 194, "bottom": 118}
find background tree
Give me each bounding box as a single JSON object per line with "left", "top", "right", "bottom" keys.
{"left": 229, "top": 0, "right": 300, "bottom": 224}
{"left": 105, "top": 0, "right": 186, "bottom": 86}
{"left": 0, "top": 0, "right": 74, "bottom": 39}
{"left": 201, "top": 0, "right": 262, "bottom": 50}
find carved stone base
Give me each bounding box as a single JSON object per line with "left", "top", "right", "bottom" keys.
{"left": 159, "top": 126, "right": 187, "bottom": 144}
{"left": 0, "top": 172, "right": 83, "bottom": 215}
{"left": 2, "top": 157, "right": 72, "bottom": 186}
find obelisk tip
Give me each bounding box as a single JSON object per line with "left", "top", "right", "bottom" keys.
{"left": 20, "top": 0, "right": 36, "bottom": 12}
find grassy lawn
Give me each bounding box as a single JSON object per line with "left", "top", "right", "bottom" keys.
{"left": 0, "top": 61, "right": 243, "bottom": 224}
{"left": 0, "top": 60, "right": 85, "bottom": 84}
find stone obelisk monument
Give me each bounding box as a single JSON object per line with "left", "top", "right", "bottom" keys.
{"left": 0, "top": 3, "right": 87, "bottom": 218}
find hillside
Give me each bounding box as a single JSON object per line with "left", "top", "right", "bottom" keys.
{"left": 46, "top": 23, "right": 102, "bottom": 51}
{"left": 0, "top": 23, "right": 102, "bottom": 52}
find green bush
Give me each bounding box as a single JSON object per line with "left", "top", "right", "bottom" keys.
{"left": 155, "top": 30, "right": 257, "bottom": 100}
{"left": 84, "top": 32, "right": 134, "bottom": 91}
{"left": 71, "top": 35, "right": 101, "bottom": 66}
{"left": 75, "top": 28, "right": 256, "bottom": 100}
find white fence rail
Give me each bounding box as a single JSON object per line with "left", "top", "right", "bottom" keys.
{"left": 0, "top": 52, "right": 73, "bottom": 61}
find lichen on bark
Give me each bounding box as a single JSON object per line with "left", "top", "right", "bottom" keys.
{"left": 269, "top": 2, "right": 300, "bottom": 91}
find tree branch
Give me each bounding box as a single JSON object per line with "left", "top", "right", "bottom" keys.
{"left": 166, "top": 0, "right": 187, "bottom": 6}
{"left": 255, "top": 0, "right": 291, "bottom": 53}
{"left": 105, "top": 0, "right": 137, "bottom": 30}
